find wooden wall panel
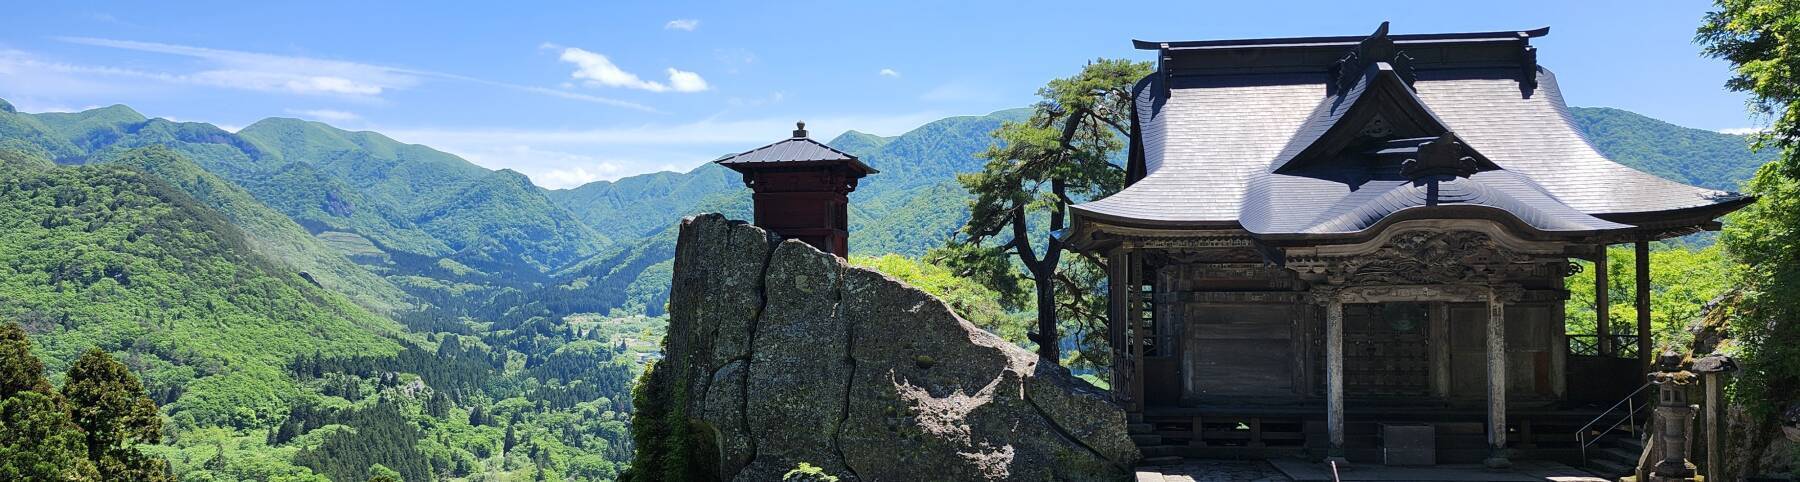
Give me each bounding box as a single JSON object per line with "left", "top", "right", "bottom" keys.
{"left": 1183, "top": 303, "right": 1297, "bottom": 399}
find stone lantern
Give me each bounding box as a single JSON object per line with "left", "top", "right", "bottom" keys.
{"left": 1646, "top": 350, "right": 1698, "bottom": 482}
{"left": 715, "top": 121, "right": 877, "bottom": 257}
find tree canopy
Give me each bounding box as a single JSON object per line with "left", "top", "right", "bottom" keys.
{"left": 1698, "top": 0, "right": 1800, "bottom": 417}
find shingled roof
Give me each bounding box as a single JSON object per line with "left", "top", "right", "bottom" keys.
{"left": 1071, "top": 23, "right": 1749, "bottom": 244}
{"left": 715, "top": 121, "right": 877, "bottom": 174}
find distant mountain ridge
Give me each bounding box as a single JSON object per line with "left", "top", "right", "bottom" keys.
{"left": 0, "top": 98, "right": 1769, "bottom": 322}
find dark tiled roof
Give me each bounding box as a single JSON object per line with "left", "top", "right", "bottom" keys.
{"left": 715, "top": 136, "right": 876, "bottom": 173}
{"left": 1072, "top": 62, "right": 1745, "bottom": 237}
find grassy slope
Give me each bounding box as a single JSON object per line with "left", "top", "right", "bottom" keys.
{"left": 103, "top": 146, "right": 415, "bottom": 314}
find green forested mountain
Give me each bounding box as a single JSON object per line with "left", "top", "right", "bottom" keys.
{"left": 1568, "top": 106, "right": 1770, "bottom": 191}
{"left": 0, "top": 154, "right": 404, "bottom": 428}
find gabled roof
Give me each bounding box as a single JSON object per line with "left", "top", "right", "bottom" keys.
{"left": 1071, "top": 24, "right": 1749, "bottom": 244}
{"left": 715, "top": 123, "right": 877, "bottom": 174}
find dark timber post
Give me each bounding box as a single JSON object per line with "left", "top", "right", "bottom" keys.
{"left": 1636, "top": 240, "right": 1652, "bottom": 370}
{"left": 1594, "top": 247, "right": 1612, "bottom": 356}
{"left": 715, "top": 122, "right": 877, "bottom": 257}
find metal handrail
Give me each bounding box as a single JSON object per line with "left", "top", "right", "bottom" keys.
{"left": 1576, "top": 382, "right": 1654, "bottom": 465}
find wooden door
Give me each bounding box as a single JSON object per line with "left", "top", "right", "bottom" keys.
{"left": 1343, "top": 302, "right": 1431, "bottom": 398}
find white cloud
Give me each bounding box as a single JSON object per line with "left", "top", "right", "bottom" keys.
{"left": 879, "top": 68, "right": 900, "bottom": 78}
{"left": 665, "top": 19, "right": 700, "bottom": 31}
{"left": 556, "top": 47, "right": 709, "bottom": 93}
{"left": 33, "top": 37, "right": 655, "bottom": 111}
{"left": 286, "top": 108, "right": 361, "bottom": 122}
{"left": 666, "top": 68, "right": 708, "bottom": 92}
{"left": 1717, "top": 127, "right": 1766, "bottom": 135}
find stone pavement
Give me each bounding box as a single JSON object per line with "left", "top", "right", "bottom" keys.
{"left": 1137, "top": 459, "right": 1613, "bottom": 482}
{"left": 1136, "top": 460, "right": 1292, "bottom": 482}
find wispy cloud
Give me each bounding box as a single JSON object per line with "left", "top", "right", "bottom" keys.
{"left": 1717, "top": 127, "right": 1766, "bottom": 136}
{"left": 58, "top": 37, "right": 413, "bottom": 97}
{"left": 286, "top": 108, "right": 361, "bottom": 122}
{"left": 554, "top": 46, "right": 709, "bottom": 93}
{"left": 665, "top": 19, "right": 700, "bottom": 31}
{"left": 35, "top": 37, "right": 656, "bottom": 111}
{"left": 879, "top": 68, "right": 900, "bottom": 78}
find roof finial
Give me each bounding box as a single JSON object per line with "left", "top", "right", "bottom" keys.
{"left": 794, "top": 121, "right": 808, "bottom": 138}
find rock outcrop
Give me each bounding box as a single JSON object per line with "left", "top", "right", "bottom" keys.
{"left": 642, "top": 214, "right": 1137, "bottom": 481}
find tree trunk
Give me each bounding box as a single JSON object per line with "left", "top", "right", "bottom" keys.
{"left": 1035, "top": 271, "right": 1060, "bottom": 361}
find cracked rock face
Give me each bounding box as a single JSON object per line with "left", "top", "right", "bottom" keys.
{"left": 662, "top": 214, "right": 1138, "bottom": 481}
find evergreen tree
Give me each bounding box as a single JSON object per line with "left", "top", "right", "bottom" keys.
{"left": 0, "top": 323, "right": 97, "bottom": 481}
{"left": 468, "top": 405, "right": 488, "bottom": 426}
{"left": 62, "top": 349, "right": 170, "bottom": 482}
{"left": 939, "top": 58, "right": 1151, "bottom": 362}
{"left": 0, "top": 323, "right": 52, "bottom": 397}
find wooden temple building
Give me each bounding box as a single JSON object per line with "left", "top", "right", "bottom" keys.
{"left": 1063, "top": 24, "right": 1751, "bottom": 467}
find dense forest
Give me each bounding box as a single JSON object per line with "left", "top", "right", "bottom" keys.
{"left": 0, "top": 87, "right": 1778, "bottom": 480}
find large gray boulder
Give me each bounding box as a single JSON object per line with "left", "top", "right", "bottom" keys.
{"left": 653, "top": 214, "right": 1137, "bottom": 481}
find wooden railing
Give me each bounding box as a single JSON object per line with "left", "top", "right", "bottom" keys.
{"left": 1566, "top": 334, "right": 1642, "bottom": 358}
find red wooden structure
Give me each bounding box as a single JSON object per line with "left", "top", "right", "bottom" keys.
{"left": 715, "top": 122, "right": 876, "bottom": 257}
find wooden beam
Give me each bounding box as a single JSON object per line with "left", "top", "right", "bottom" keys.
{"left": 1485, "top": 290, "right": 1511, "bottom": 469}
{"left": 1636, "top": 240, "right": 1652, "bottom": 370}
{"left": 1594, "top": 247, "right": 1612, "bottom": 356}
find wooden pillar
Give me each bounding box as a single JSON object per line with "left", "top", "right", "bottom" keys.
{"left": 1129, "top": 253, "right": 1146, "bottom": 413}
{"left": 1325, "top": 296, "right": 1347, "bottom": 462}
{"left": 1594, "top": 248, "right": 1612, "bottom": 356}
{"left": 1485, "top": 289, "right": 1511, "bottom": 469}
{"left": 1429, "top": 302, "right": 1452, "bottom": 399}
{"left": 1636, "top": 240, "right": 1652, "bottom": 370}
{"left": 1107, "top": 248, "right": 1129, "bottom": 405}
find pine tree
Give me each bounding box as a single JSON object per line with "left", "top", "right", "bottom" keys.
{"left": 62, "top": 349, "right": 170, "bottom": 482}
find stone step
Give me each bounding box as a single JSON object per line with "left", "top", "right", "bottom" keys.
{"left": 1131, "top": 434, "right": 1164, "bottom": 446}
{"left": 1595, "top": 446, "right": 1641, "bottom": 464}
{"left": 1138, "top": 455, "right": 1184, "bottom": 467}
{"left": 1127, "top": 423, "right": 1156, "bottom": 434}
{"left": 1139, "top": 445, "right": 1185, "bottom": 458}
{"left": 1587, "top": 458, "right": 1635, "bottom": 477}
{"left": 1611, "top": 435, "right": 1645, "bottom": 451}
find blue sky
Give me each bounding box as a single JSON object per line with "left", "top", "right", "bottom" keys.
{"left": 2, "top": 1, "right": 1755, "bottom": 188}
